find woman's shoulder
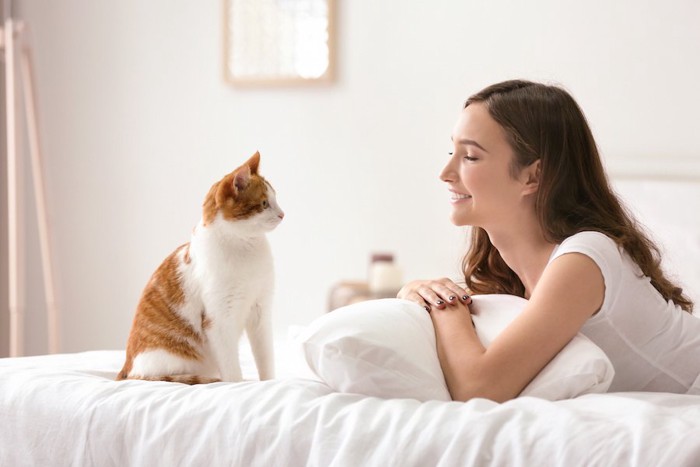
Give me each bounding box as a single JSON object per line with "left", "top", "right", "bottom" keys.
{"left": 552, "top": 231, "right": 624, "bottom": 269}
{"left": 559, "top": 230, "right": 620, "bottom": 252}
{"left": 550, "top": 231, "right": 627, "bottom": 310}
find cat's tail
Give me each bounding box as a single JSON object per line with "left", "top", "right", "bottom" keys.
{"left": 116, "top": 373, "right": 221, "bottom": 385}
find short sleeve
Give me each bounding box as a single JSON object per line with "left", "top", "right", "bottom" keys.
{"left": 549, "top": 231, "right": 623, "bottom": 318}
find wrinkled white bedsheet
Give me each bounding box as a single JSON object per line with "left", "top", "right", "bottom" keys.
{"left": 2, "top": 345, "right": 700, "bottom": 467}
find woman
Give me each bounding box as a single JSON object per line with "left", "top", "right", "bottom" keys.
{"left": 397, "top": 80, "right": 700, "bottom": 402}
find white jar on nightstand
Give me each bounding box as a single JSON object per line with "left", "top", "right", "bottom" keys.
{"left": 368, "top": 253, "right": 403, "bottom": 297}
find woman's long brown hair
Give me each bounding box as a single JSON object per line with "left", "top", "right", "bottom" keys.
{"left": 462, "top": 80, "right": 693, "bottom": 312}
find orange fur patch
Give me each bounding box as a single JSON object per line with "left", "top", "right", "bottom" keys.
{"left": 201, "top": 310, "right": 212, "bottom": 331}
{"left": 117, "top": 244, "right": 202, "bottom": 381}
{"left": 183, "top": 243, "right": 191, "bottom": 264}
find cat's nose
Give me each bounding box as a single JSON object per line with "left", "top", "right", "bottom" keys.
{"left": 278, "top": 212, "right": 285, "bottom": 220}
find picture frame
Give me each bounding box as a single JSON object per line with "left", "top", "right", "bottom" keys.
{"left": 223, "top": 0, "right": 335, "bottom": 86}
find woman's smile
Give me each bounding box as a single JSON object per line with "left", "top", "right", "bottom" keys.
{"left": 449, "top": 190, "right": 472, "bottom": 204}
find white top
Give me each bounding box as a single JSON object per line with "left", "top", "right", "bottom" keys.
{"left": 550, "top": 231, "right": 700, "bottom": 394}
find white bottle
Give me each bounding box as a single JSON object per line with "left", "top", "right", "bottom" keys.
{"left": 368, "top": 253, "right": 403, "bottom": 297}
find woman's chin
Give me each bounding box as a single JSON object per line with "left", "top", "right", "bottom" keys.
{"left": 449, "top": 213, "right": 472, "bottom": 227}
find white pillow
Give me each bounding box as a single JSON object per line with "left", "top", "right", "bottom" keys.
{"left": 298, "top": 296, "right": 614, "bottom": 402}
{"left": 299, "top": 299, "right": 450, "bottom": 401}
{"left": 471, "top": 294, "right": 615, "bottom": 399}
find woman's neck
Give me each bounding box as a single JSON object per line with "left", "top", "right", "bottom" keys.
{"left": 484, "top": 222, "right": 557, "bottom": 299}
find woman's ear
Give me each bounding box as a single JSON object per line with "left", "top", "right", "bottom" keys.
{"left": 521, "top": 160, "right": 541, "bottom": 196}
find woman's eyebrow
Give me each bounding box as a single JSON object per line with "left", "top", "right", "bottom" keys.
{"left": 452, "top": 137, "right": 489, "bottom": 153}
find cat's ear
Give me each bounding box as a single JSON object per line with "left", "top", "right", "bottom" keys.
{"left": 229, "top": 151, "right": 259, "bottom": 197}
{"left": 233, "top": 166, "right": 251, "bottom": 195}
{"left": 246, "top": 151, "right": 261, "bottom": 175}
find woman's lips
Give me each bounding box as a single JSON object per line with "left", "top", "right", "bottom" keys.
{"left": 449, "top": 191, "right": 472, "bottom": 204}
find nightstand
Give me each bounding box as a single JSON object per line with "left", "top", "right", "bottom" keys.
{"left": 327, "top": 281, "right": 400, "bottom": 312}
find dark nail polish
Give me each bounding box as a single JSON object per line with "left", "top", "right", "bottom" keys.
{"left": 436, "top": 300, "right": 444, "bottom": 305}
{"left": 448, "top": 296, "right": 456, "bottom": 301}
{"left": 462, "top": 295, "right": 469, "bottom": 301}
{"left": 424, "top": 306, "right": 430, "bottom": 312}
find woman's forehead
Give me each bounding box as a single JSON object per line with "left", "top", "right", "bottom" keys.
{"left": 453, "top": 104, "right": 508, "bottom": 151}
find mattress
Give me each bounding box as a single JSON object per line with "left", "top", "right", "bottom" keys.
{"left": 2, "top": 339, "right": 700, "bottom": 466}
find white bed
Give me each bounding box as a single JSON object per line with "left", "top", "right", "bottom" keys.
{"left": 2, "top": 176, "right": 700, "bottom": 466}
{"left": 3, "top": 344, "right": 700, "bottom": 466}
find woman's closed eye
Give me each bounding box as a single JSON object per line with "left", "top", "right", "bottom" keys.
{"left": 448, "top": 152, "right": 478, "bottom": 162}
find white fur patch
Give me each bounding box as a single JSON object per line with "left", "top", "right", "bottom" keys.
{"left": 130, "top": 349, "right": 218, "bottom": 379}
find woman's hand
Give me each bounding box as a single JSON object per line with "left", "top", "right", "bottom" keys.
{"left": 397, "top": 278, "right": 471, "bottom": 312}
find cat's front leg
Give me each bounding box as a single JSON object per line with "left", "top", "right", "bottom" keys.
{"left": 204, "top": 305, "right": 245, "bottom": 382}
{"left": 246, "top": 302, "right": 275, "bottom": 380}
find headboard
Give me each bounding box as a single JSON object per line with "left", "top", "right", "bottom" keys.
{"left": 609, "top": 162, "right": 700, "bottom": 313}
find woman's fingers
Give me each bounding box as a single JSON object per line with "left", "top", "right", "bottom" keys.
{"left": 418, "top": 285, "right": 447, "bottom": 309}
{"left": 433, "top": 279, "right": 471, "bottom": 305}
{"left": 398, "top": 278, "right": 471, "bottom": 312}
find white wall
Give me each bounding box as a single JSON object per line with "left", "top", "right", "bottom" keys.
{"left": 5, "top": 0, "right": 700, "bottom": 355}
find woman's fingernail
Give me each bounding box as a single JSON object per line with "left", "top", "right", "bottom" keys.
{"left": 436, "top": 300, "right": 444, "bottom": 305}
{"left": 462, "top": 295, "right": 469, "bottom": 301}
{"left": 448, "top": 296, "right": 456, "bottom": 301}
{"left": 424, "top": 305, "right": 430, "bottom": 312}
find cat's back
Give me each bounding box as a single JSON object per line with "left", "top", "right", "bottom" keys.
{"left": 117, "top": 242, "right": 204, "bottom": 380}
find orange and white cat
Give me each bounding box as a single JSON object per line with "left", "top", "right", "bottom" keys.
{"left": 117, "top": 152, "right": 284, "bottom": 384}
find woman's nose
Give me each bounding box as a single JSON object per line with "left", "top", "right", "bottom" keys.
{"left": 440, "top": 158, "right": 457, "bottom": 182}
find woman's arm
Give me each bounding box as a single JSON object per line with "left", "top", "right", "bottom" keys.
{"left": 432, "top": 252, "right": 605, "bottom": 403}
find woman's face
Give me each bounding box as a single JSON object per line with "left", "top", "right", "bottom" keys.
{"left": 440, "top": 103, "right": 534, "bottom": 228}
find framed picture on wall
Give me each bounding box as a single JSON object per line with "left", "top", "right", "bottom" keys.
{"left": 223, "top": 0, "right": 335, "bottom": 86}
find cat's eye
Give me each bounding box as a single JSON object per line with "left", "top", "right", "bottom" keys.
{"left": 262, "top": 200, "right": 269, "bottom": 208}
